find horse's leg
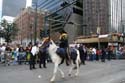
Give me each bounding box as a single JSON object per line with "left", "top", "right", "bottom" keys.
{"left": 68, "top": 61, "right": 74, "bottom": 76}
{"left": 50, "top": 63, "right": 58, "bottom": 82}
{"left": 75, "top": 58, "right": 80, "bottom": 76}
{"left": 58, "top": 67, "right": 65, "bottom": 78}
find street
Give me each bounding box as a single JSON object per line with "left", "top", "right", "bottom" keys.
{"left": 0, "top": 60, "right": 125, "bottom": 83}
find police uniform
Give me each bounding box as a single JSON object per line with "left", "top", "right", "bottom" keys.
{"left": 59, "top": 32, "right": 70, "bottom": 65}
{"left": 59, "top": 33, "right": 68, "bottom": 48}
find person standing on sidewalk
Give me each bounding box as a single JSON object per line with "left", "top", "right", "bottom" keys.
{"left": 30, "top": 43, "right": 39, "bottom": 70}
{"left": 38, "top": 45, "right": 47, "bottom": 68}
{"left": 0, "top": 44, "right": 6, "bottom": 64}
{"left": 78, "top": 44, "right": 85, "bottom": 65}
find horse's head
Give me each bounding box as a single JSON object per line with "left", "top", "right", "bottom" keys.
{"left": 41, "top": 37, "right": 52, "bottom": 48}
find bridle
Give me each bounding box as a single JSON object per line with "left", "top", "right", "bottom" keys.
{"left": 41, "top": 37, "right": 51, "bottom": 48}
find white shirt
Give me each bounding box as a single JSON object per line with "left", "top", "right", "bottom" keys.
{"left": 0, "top": 46, "right": 6, "bottom": 55}
{"left": 92, "top": 48, "right": 96, "bottom": 54}
{"left": 31, "top": 46, "right": 39, "bottom": 56}
{"left": 16, "top": 47, "right": 19, "bottom": 52}
{"left": 1, "top": 46, "right": 6, "bottom": 52}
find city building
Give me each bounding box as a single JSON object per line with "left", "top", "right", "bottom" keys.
{"left": 2, "top": 0, "right": 26, "bottom": 17}
{"left": 83, "top": 0, "right": 109, "bottom": 36}
{"left": 14, "top": 7, "right": 44, "bottom": 45}
{"left": 31, "top": 0, "right": 118, "bottom": 43}
{"left": 32, "top": 0, "right": 83, "bottom": 43}
{"left": 110, "top": 0, "right": 123, "bottom": 33}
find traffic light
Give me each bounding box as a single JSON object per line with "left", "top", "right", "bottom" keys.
{"left": 5, "top": 34, "right": 11, "bottom": 43}
{"left": 47, "top": 29, "right": 50, "bottom": 35}
{"left": 40, "top": 29, "right": 45, "bottom": 38}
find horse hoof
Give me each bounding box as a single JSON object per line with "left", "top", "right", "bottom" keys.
{"left": 50, "top": 80, "right": 55, "bottom": 83}
{"left": 75, "top": 74, "right": 78, "bottom": 77}
{"left": 62, "top": 76, "right": 65, "bottom": 79}
{"left": 68, "top": 74, "right": 71, "bottom": 76}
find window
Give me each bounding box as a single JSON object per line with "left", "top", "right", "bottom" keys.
{"left": 75, "top": 1, "right": 83, "bottom": 8}
{"left": 73, "top": 7, "right": 83, "bottom": 15}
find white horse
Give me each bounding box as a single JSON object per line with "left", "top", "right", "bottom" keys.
{"left": 41, "top": 38, "right": 81, "bottom": 82}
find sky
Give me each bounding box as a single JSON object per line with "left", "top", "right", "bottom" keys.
{"left": 0, "top": 0, "right": 3, "bottom": 21}
{"left": 26, "top": 0, "right": 32, "bottom": 8}
{"left": 0, "top": 0, "right": 32, "bottom": 22}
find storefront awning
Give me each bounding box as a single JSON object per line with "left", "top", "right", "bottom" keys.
{"left": 76, "top": 37, "right": 109, "bottom": 43}
{"left": 76, "top": 38, "right": 99, "bottom": 43}
{"left": 99, "top": 34, "right": 109, "bottom": 38}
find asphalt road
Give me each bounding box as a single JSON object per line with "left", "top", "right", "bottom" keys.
{"left": 0, "top": 60, "right": 125, "bottom": 83}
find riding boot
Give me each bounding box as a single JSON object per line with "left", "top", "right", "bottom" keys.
{"left": 59, "top": 58, "right": 64, "bottom": 65}
{"left": 43, "top": 62, "right": 47, "bottom": 68}
{"left": 39, "top": 63, "right": 42, "bottom": 68}
{"left": 65, "top": 53, "right": 70, "bottom": 66}
{"left": 66, "top": 59, "right": 70, "bottom": 66}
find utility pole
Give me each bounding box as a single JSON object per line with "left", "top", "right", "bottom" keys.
{"left": 97, "top": 0, "right": 100, "bottom": 49}
{"left": 49, "top": 18, "right": 51, "bottom": 39}
{"left": 30, "top": 24, "right": 33, "bottom": 45}
{"left": 43, "top": 10, "right": 48, "bottom": 37}
{"left": 20, "top": 8, "right": 23, "bottom": 45}
{"left": 34, "top": 1, "right": 38, "bottom": 44}
{"left": 121, "top": 0, "right": 124, "bottom": 45}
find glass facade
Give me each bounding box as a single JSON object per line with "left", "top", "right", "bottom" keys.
{"left": 32, "top": 0, "right": 83, "bottom": 32}
{"left": 32, "top": 0, "right": 83, "bottom": 43}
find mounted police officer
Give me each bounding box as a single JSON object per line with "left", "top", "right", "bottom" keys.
{"left": 59, "top": 29, "right": 70, "bottom": 66}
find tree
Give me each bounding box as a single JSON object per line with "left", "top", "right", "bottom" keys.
{"left": 0, "top": 19, "right": 18, "bottom": 43}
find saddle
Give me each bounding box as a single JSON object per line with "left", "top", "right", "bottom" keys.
{"left": 70, "top": 48, "right": 77, "bottom": 60}
{"left": 56, "top": 48, "right": 66, "bottom": 58}
{"left": 56, "top": 47, "right": 77, "bottom": 60}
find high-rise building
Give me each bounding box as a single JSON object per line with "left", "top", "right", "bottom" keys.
{"left": 2, "top": 0, "right": 26, "bottom": 17}
{"left": 32, "top": 0, "right": 83, "bottom": 43}
{"left": 32, "top": 0, "right": 112, "bottom": 43}
{"left": 83, "top": 0, "right": 109, "bottom": 36}
{"left": 110, "top": 0, "right": 122, "bottom": 33}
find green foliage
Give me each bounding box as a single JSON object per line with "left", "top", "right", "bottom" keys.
{"left": 0, "top": 19, "right": 19, "bottom": 43}
{"left": 0, "top": 30, "right": 5, "bottom": 37}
